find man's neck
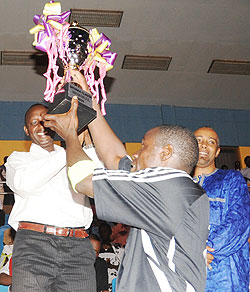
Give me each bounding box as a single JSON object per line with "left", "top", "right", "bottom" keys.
{"left": 194, "top": 164, "right": 217, "bottom": 177}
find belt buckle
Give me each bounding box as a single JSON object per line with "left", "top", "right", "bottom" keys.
{"left": 56, "top": 227, "right": 70, "bottom": 236}
{"left": 45, "top": 225, "right": 56, "bottom": 235}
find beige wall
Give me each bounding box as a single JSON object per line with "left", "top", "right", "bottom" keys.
{"left": 1, "top": 141, "right": 249, "bottom": 169}
{"left": 125, "top": 142, "right": 141, "bottom": 157}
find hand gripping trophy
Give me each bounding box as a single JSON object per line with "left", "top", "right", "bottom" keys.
{"left": 29, "top": 1, "right": 117, "bottom": 133}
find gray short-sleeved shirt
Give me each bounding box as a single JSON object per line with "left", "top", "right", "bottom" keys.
{"left": 93, "top": 165, "right": 209, "bottom": 292}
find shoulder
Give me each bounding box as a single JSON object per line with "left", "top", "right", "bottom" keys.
{"left": 8, "top": 144, "right": 41, "bottom": 160}
{"left": 223, "top": 169, "right": 246, "bottom": 184}
{"left": 7, "top": 151, "right": 29, "bottom": 162}
{"left": 209, "top": 169, "right": 242, "bottom": 182}
{"left": 227, "top": 169, "right": 243, "bottom": 177}
{"left": 93, "top": 167, "right": 191, "bottom": 183}
{"left": 215, "top": 169, "right": 248, "bottom": 197}
{"left": 241, "top": 167, "right": 250, "bottom": 175}
{"left": 133, "top": 167, "right": 191, "bottom": 181}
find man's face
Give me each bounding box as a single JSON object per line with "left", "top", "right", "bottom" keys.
{"left": 194, "top": 127, "right": 220, "bottom": 170}
{"left": 24, "top": 105, "right": 54, "bottom": 152}
{"left": 131, "top": 128, "right": 162, "bottom": 171}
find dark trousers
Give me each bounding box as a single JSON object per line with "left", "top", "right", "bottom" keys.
{"left": 11, "top": 229, "right": 96, "bottom": 292}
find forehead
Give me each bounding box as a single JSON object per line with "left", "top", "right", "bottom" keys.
{"left": 143, "top": 128, "right": 158, "bottom": 142}
{"left": 26, "top": 105, "right": 47, "bottom": 122}
{"left": 194, "top": 128, "right": 218, "bottom": 142}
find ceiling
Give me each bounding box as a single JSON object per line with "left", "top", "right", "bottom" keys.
{"left": 1, "top": 0, "right": 250, "bottom": 110}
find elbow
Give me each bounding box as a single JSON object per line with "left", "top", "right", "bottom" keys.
{"left": 104, "top": 157, "right": 122, "bottom": 170}
{"left": 12, "top": 176, "right": 30, "bottom": 193}
{"left": 75, "top": 176, "right": 94, "bottom": 197}
{"left": 10, "top": 175, "right": 40, "bottom": 197}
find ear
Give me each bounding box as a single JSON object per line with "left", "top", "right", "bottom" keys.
{"left": 215, "top": 147, "right": 220, "bottom": 158}
{"left": 24, "top": 125, "right": 29, "bottom": 137}
{"left": 160, "top": 144, "right": 173, "bottom": 161}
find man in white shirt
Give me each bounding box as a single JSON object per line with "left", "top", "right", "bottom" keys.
{"left": 5, "top": 103, "right": 96, "bottom": 292}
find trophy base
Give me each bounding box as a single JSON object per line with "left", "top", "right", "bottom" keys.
{"left": 47, "top": 83, "right": 96, "bottom": 134}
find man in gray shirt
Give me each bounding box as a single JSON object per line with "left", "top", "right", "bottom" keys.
{"left": 44, "top": 75, "right": 209, "bottom": 292}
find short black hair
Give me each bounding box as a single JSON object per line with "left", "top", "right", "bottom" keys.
{"left": 155, "top": 125, "right": 199, "bottom": 174}
{"left": 24, "top": 103, "right": 48, "bottom": 126}
{"left": 244, "top": 156, "right": 250, "bottom": 167}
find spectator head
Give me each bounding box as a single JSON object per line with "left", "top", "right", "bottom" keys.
{"left": 244, "top": 156, "right": 250, "bottom": 168}
{"left": 234, "top": 161, "right": 241, "bottom": 170}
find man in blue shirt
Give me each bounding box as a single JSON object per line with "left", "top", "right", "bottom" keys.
{"left": 194, "top": 126, "right": 250, "bottom": 292}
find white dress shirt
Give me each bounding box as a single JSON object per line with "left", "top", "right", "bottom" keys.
{"left": 6, "top": 143, "right": 93, "bottom": 230}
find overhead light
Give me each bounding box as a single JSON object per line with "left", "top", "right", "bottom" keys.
{"left": 70, "top": 9, "right": 123, "bottom": 27}
{"left": 122, "top": 55, "right": 172, "bottom": 71}
{"left": 1, "top": 51, "right": 47, "bottom": 66}
{"left": 208, "top": 59, "right": 250, "bottom": 75}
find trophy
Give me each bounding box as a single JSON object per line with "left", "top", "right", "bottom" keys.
{"left": 29, "top": 1, "right": 117, "bottom": 133}
{"left": 47, "top": 23, "right": 96, "bottom": 134}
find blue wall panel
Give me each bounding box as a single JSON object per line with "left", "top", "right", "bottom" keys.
{"left": 161, "top": 105, "right": 176, "bottom": 125}
{"left": 0, "top": 101, "right": 249, "bottom": 146}
{"left": 0, "top": 101, "right": 33, "bottom": 140}
{"left": 169, "top": 107, "right": 241, "bottom": 146}
{"left": 106, "top": 104, "right": 162, "bottom": 142}
{"left": 235, "top": 123, "right": 250, "bottom": 146}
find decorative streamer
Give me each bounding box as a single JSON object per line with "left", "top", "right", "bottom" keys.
{"left": 30, "top": 1, "right": 70, "bottom": 102}
{"left": 30, "top": 1, "right": 117, "bottom": 114}
{"left": 81, "top": 28, "right": 118, "bottom": 115}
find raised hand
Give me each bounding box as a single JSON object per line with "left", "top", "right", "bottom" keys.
{"left": 43, "top": 96, "right": 79, "bottom": 142}
{"left": 67, "top": 67, "right": 90, "bottom": 93}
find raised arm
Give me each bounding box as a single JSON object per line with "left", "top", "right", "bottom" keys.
{"left": 88, "top": 101, "right": 127, "bottom": 169}
{"left": 44, "top": 97, "right": 94, "bottom": 196}
{"left": 67, "top": 69, "right": 127, "bottom": 169}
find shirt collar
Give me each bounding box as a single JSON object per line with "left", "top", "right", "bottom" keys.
{"left": 193, "top": 168, "right": 219, "bottom": 182}
{"left": 30, "top": 143, "right": 61, "bottom": 155}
